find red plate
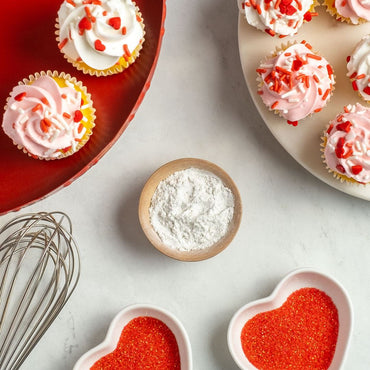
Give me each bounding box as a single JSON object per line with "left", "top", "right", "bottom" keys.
{"left": 0, "top": 0, "right": 166, "bottom": 215}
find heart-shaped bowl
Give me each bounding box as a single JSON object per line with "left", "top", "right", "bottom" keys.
{"left": 228, "top": 268, "right": 353, "bottom": 370}
{"left": 73, "top": 304, "right": 192, "bottom": 370}
{"left": 138, "top": 158, "right": 242, "bottom": 262}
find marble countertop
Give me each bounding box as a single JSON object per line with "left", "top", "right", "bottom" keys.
{"left": 1, "top": 1, "right": 369, "bottom": 369}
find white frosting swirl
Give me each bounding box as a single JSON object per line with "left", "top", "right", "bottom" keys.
{"left": 2, "top": 75, "right": 86, "bottom": 159}
{"left": 347, "top": 34, "right": 370, "bottom": 102}
{"left": 238, "top": 0, "right": 315, "bottom": 36}
{"left": 324, "top": 104, "right": 370, "bottom": 184}
{"left": 58, "top": 0, "right": 144, "bottom": 70}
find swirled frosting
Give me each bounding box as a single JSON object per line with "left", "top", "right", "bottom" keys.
{"left": 257, "top": 42, "right": 335, "bottom": 125}
{"left": 2, "top": 75, "right": 86, "bottom": 159}
{"left": 57, "top": 0, "right": 144, "bottom": 70}
{"left": 334, "top": 0, "right": 370, "bottom": 23}
{"left": 347, "top": 34, "right": 370, "bottom": 101}
{"left": 324, "top": 104, "right": 370, "bottom": 184}
{"left": 238, "top": 0, "right": 317, "bottom": 37}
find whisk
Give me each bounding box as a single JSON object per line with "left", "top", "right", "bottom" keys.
{"left": 0, "top": 211, "right": 80, "bottom": 370}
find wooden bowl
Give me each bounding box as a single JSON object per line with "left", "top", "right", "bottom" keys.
{"left": 138, "top": 158, "right": 242, "bottom": 262}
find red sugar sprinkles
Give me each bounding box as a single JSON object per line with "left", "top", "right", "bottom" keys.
{"left": 90, "top": 316, "right": 181, "bottom": 370}
{"left": 241, "top": 287, "right": 339, "bottom": 370}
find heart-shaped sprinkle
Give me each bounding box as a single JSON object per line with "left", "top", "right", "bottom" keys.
{"left": 78, "top": 16, "right": 92, "bottom": 31}
{"left": 94, "top": 39, "right": 106, "bottom": 52}
{"left": 108, "top": 17, "right": 121, "bottom": 30}
{"left": 241, "top": 288, "right": 339, "bottom": 369}
{"left": 90, "top": 316, "right": 181, "bottom": 369}
{"left": 73, "top": 110, "right": 83, "bottom": 122}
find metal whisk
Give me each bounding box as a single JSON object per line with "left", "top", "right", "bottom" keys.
{"left": 0, "top": 212, "right": 80, "bottom": 370}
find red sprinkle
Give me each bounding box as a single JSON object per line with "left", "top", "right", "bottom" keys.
{"left": 108, "top": 17, "right": 121, "bottom": 30}
{"left": 32, "top": 103, "right": 42, "bottom": 112}
{"left": 287, "top": 120, "right": 298, "bottom": 126}
{"left": 241, "top": 288, "right": 339, "bottom": 370}
{"left": 346, "top": 55, "right": 351, "bottom": 63}
{"left": 74, "top": 110, "right": 83, "bottom": 122}
{"left": 90, "top": 317, "right": 180, "bottom": 370}
{"left": 123, "top": 43, "right": 131, "bottom": 57}
{"left": 336, "top": 121, "right": 351, "bottom": 132}
{"left": 58, "top": 38, "right": 68, "bottom": 50}
{"left": 78, "top": 17, "right": 92, "bottom": 31}
{"left": 327, "top": 123, "right": 334, "bottom": 134}
{"left": 336, "top": 164, "right": 345, "bottom": 173}
{"left": 352, "top": 80, "right": 358, "bottom": 91}
{"left": 14, "top": 92, "right": 26, "bottom": 101}
{"left": 352, "top": 165, "right": 363, "bottom": 175}
{"left": 122, "top": 26, "right": 127, "bottom": 35}
{"left": 265, "top": 28, "right": 276, "bottom": 37}
{"left": 363, "top": 86, "right": 370, "bottom": 95}
{"left": 94, "top": 39, "right": 106, "bottom": 51}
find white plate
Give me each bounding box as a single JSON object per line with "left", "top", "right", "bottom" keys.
{"left": 238, "top": 8, "right": 370, "bottom": 200}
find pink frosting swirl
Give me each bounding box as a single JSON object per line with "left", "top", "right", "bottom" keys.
{"left": 2, "top": 75, "right": 87, "bottom": 159}
{"left": 335, "top": 0, "right": 370, "bottom": 23}
{"left": 324, "top": 103, "right": 370, "bottom": 184}
{"left": 257, "top": 42, "right": 335, "bottom": 125}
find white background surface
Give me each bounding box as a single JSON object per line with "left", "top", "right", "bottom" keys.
{"left": 1, "top": 1, "right": 370, "bottom": 369}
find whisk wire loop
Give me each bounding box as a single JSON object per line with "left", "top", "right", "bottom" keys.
{"left": 0, "top": 212, "right": 80, "bottom": 370}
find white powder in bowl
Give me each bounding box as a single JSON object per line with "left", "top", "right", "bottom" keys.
{"left": 149, "top": 167, "right": 235, "bottom": 251}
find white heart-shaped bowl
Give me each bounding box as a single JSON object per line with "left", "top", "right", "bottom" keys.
{"left": 73, "top": 304, "right": 193, "bottom": 370}
{"left": 228, "top": 268, "right": 353, "bottom": 370}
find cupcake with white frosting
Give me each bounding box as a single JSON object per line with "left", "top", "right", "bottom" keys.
{"left": 256, "top": 41, "right": 335, "bottom": 126}
{"left": 56, "top": 0, "right": 145, "bottom": 76}
{"left": 238, "top": 0, "right": 318, "bottom": 37}
{"left": 324, "top": 0, "right": 370, "bottom": 24}
{"left": 2, "top": 71, "right": 95, "bottom": 160}
{"left": 347, "top": 34, "right": 370, "bottom": 102}
{"left": 322, "top": 103, "right": 370, "bottom": 184}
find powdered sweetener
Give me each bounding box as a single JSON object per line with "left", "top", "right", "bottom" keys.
{"left": 149, "top": 168, "right": 235, "bottom": 251}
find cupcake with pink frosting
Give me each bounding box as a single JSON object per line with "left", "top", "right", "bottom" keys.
{"left": 2, "top": 71, "right": 95, "bottom": 160}
{"left": 347, "top": 34, "right": 370, "bottom": 102}
{"left": 324, "top": 0, "right": 370, "bottom": 24}
{"left": 256, "top": 41, "right": 335, "bottom": 126}
{"left": 322, "top": 103, "right": 370, "bottom": 184}
{"left": 238, "top": 0, "right": 319, "bottom": 37}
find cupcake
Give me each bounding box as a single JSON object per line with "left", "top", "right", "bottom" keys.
{"left": 322, "top": 103, "right": 370, "bottom": 184}
{"left": 347, "top": 34, "right": 370, "bottom": 102}
{"left": 256, "top": 41, "right": 335, "bottom": 126}
{"left": 238, "top": 0, "right": 318, "bottom": 37}
{"left": 2, "top": 71, "right": 95, "bottom": 160}
{"left": 324, "top": 0, "right": 370, "bottom": 24}
{"left": 56, "top": 0, "right": 145, "bottom": 76}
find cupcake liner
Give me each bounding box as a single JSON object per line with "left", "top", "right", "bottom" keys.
{"left": 3, "top": 70, "right": 96, "bottom": 160}
{"left": 323, "top": 0, "right": 367, "bottom": 25}
{"left": 55, "top": 3, "right": 145, "bottom": 77}
{"left": 256, "top": 41, "right": 335, "bottom": 125}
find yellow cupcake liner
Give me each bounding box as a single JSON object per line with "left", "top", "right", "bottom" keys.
{"left": 55, "top": 4, "right": 145, "bottom": 77}
{"left": 4, "top": 70, "right": 96, "bottom": 160}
